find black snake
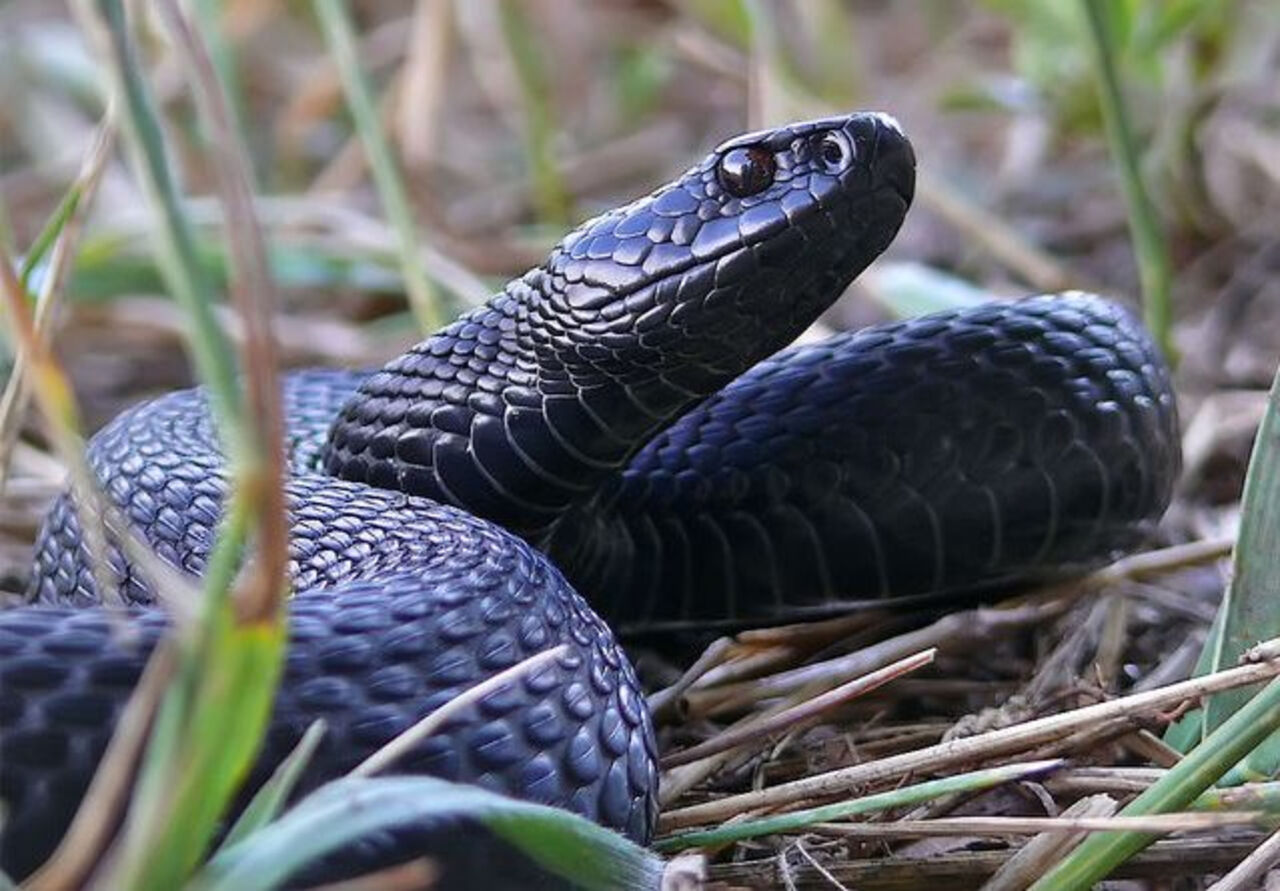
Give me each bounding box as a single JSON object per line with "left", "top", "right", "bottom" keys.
{"left": 0, "top": 112, "right": 1181, "bottom": 886}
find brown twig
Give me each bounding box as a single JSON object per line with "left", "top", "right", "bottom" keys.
{"left": 659, "top": 651, "right": 1280, "bottom": 832}
{"left": 662, "top": 648, "right": 936, "bottom": 769}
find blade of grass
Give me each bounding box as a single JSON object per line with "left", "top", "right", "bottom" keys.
{"left": 1080, "top": 0, "right": 1174, "bottom": 360}
{"left": 0, "top": 117, "right": 115, "bottom": 492}
{"left": 1164, "top": 606, "right": 1221, "bottom": 751}
{"left": 191, "top": 776, "right": 664, "bottom": 891}
{"left": 217, "top": 720, "right": 327, "bottom": 851}
{"left": 109, "top": 603, "right": 286, "bottom": 887}
{"left": 73, "top": 0, "right": 243, "bottom": 443}
{"left": 69, "top": 0, "right": 291, "bottom": 885}
{"left": 1031, "top": 671, "right": 1280, "bottom": 889}
{"left": 155, "top": 0, "right": 287, "bottom": 619}
{"left": 314, "top": 0, "right": 445, "bottom": 333}
{"left": 657, "top": 759, "right": 1063, "bottom": 852}
{"left": 0, "top": 173, "right": 202, "bottom": 889}
{"left": 1166, "top": 306, "right": 1280, "bottom": 777}
{"left": 496, "top": 0, "right": 571, "bottom": 226}
{"left": 18, "top": 182, "right": 86, "bottom": 293}
{"left": 0, "top": 142, "right": 123, "bottom": 616}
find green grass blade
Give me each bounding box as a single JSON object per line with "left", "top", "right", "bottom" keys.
{"left": 314, "top": 0, "right": 445, "bottom": 334}
{"left": 1204, "top": 379, "right": 1280, "bottom": 738}
{"left": 657, "top": 759, "right": 1062, "bottom": 852}
{"left": 1080, "top": 0, "right": 1175, "bottom": 361}
{"left": 1031, "top": 672, "right": 1280, "bottom": 889}
{"left": 497, "top": 0, "right": 571, "bottom": 226}
{"left": 18, "top": 186, "right": 82, "bottom": 294}
{"left": 192, "top": 777, "right": 664, "bottom": 891}
{"left": 1163, "top": 605, "right": 1222, "bottom": 751}
{"left": 217, "top": 720, "right": 327, "bottom": 850}
{"left": 1166, "top": 338, "right": 1280, "bottom": 778}
{"left": 79, "top": 0, "right": 244, "bottom": 446}
{"left": 69, "top": 1, "right": 291, "bottom": 885}
{"left": 112, "top": 609, "right": 285, "bottom": 887}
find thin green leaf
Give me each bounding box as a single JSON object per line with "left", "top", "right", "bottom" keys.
{"left": 314, "top": 0, "right": 445, "bottom": 334}
{"left": 657, "top": 759, "right": 1063, "bottom": 851}
{"left": 80, "top": 0, "right": 244, "bottom": 447}
{"left": 1162, "top": 605, "right": 1222, "bottom": 751}
{"left": 111, "top": 608, "right": 286, "bottom": 888}
{"left": 497, "top": 0, "right": 571, "bottom": 226}
{"left": 1166, "top": 333, "right": 1280, "bottom": 777}
{"left": 1080, "top": 0, "right": 1175, "bottom": 361}
{"left": 1205, "top": 382, "right": 1280, "bottom": 736}
{"left": 70, "top": 2, "right": 291, "bottom": 885}
{"left": 218, "top": 720, "right": 327, "bottom": 850}
{"left": 18, "top": 186, "right": 82, "bottom": 294}
{"left": 192, "top": 777, "right": 664, "bottom": 891}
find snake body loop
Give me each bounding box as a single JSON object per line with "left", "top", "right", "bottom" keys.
{"left": 1, "top": 112, "right": 1180, "bottom": 886}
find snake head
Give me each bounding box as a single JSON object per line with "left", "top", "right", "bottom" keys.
{"left": 540, "top": 111, "right": 915, "bottom": 389}
{"left": 324, "top": 113, "right": 915, "bottom": 532}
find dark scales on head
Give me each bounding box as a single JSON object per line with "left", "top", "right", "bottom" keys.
{"left": 322, "top": 113, "right": 916, "bottom": 542}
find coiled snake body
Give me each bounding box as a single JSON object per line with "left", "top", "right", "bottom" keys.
{"left": 1, "top": 112, "right": 1180, "bottom": 884}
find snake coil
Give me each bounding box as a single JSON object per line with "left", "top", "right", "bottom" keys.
{"left": 1, "top": 112, "right": 1179, "bottom": 886}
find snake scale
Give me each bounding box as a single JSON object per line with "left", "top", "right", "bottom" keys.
{"left": 0, "top": 112, "right": 1181, "bottom": 886}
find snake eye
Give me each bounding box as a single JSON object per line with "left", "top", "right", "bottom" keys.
{"left": 717, "top": 146, "right": 776, "bottom": 198}
{"left": 814, "top": 132, "right": 852, "bottom": 174}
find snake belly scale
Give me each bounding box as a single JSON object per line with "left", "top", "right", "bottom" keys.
{"left": 0, "top": 111, "right": 1180, "bottom": 884}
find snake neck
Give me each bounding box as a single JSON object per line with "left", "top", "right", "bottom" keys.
{"left": 323, "top": 112, "right": 917, "bottom": 545}
{"left": 322, "top": 270, "right": 718, "bottom": 543}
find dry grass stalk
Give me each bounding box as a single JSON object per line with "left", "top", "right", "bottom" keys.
{"left": 708, "top": 839, "right": 1267, "bottom": 890}
{"left": 0, "top": 119, "right": 116, "bottom": 488}
{"left": 981, "top": 794, "right": 1119, "bottom": 891}
{"left": 814, "top": 810, "right": 1267, "bottom": 839}
{"left": 662, "top": 648, "right": 936, "bottom": 769}
{"left": 351, "top": 644, "right": 570, "bottom": 778}
{"left": 659, "top": 650, "right": 1280, "bottom": 832}
{"left": 303, "top": 857, "right": 439, "bottom": 891}
{"left": 1205, "top": 826, "right": 1280, "bottom": 891}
